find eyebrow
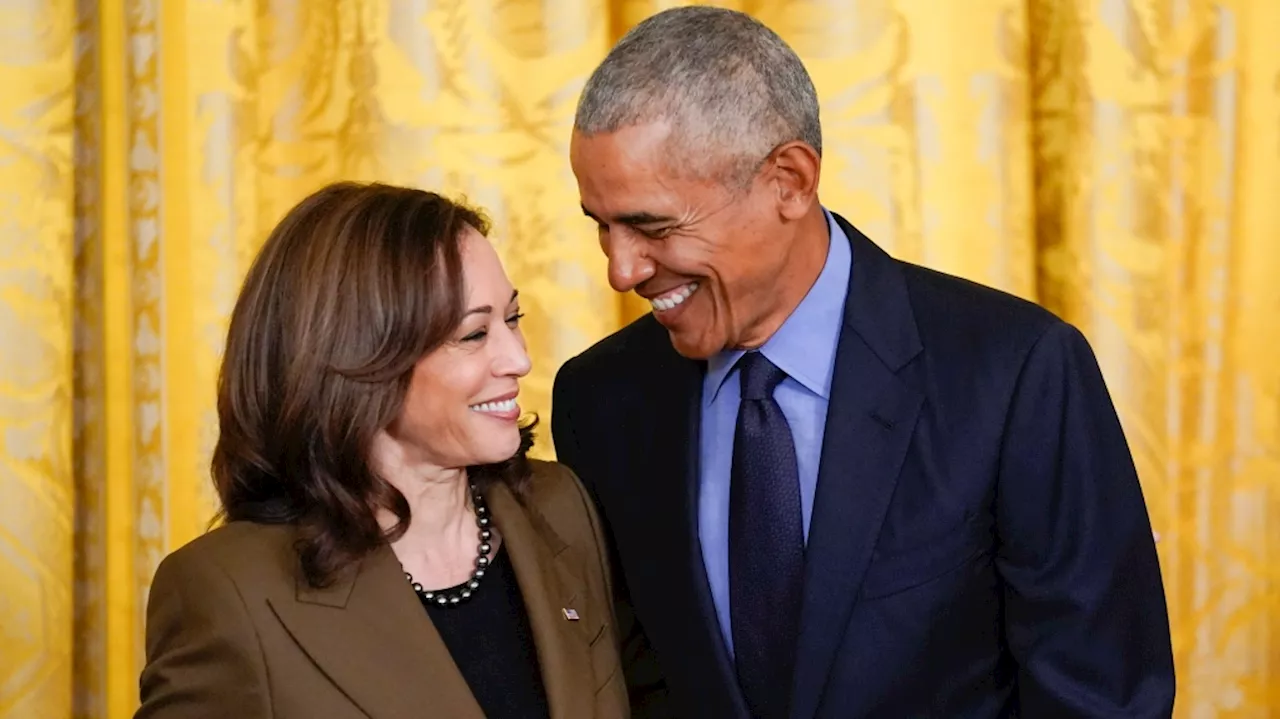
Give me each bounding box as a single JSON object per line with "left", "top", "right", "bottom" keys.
{"left": 581, "top": 205, "right": 675, "bottom": 226}
{"left": 464, "top": 290, "right": 519, "bottom": 317}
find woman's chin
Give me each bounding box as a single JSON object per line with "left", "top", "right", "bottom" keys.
{"left": 467, "top": 435, "right": 522, "bottom": 468}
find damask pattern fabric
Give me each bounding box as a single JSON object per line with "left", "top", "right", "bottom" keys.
{"left": 0, "top": 1, "right": 1277, "bottom": 717}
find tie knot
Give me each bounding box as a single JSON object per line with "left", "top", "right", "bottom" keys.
{"left": 738, "top": 352, "right": 787, "bottom": 400}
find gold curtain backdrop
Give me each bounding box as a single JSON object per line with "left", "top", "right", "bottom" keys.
{"left": 1, "top": 0, "right": 1277, "bottom": 716}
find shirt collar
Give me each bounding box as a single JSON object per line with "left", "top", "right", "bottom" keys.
{"left": 704, "top": 208, "right": 852, "bottom": 402}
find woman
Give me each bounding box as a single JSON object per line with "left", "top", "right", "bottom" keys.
{"left": 136, "top": 182, "right": 628, "bottom": 718}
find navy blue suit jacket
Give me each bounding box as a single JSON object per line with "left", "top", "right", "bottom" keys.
{"left": 551, "top": 215, "right": 1175, "bottom": 718}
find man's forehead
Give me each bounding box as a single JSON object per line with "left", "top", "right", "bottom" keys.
{"left": 572, "top": 122, "right": 675, "bottom": 166}
{"left": 576, "top": 159, "right": 690, "bottom": 209}
{"left": 580, "top": 202, "right": 676, "bottom": 226}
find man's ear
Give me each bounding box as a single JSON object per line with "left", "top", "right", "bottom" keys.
{"left": 769, "top": 141, "right": 821, "bottom": 221}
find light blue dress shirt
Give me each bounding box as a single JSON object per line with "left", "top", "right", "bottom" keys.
{"left": 697, "top": 210, "right": 852, "bottom": 656}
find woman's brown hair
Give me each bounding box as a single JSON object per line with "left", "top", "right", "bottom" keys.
{"left": 212, "top": 181, "right": 535, "bottom": 588}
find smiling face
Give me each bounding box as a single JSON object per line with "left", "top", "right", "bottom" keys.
{"left": 571, "top": 120, "right": 821, "bottom": 359}
{"left": 383, "top": 227, "right": 531, "bottom": 469}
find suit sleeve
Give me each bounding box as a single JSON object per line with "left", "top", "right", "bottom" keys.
{"left": 135, "top": 549, "right": 273, "bottom": 719}
{"left": 996, "top": 321, "right": 1175, "bottom": 717}
{"left": 552, "top": 359, "right": 673, "bottom": 718}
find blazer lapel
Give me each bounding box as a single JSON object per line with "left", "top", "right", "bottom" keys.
{"left": 267, "top": 544, "right": 485, "bottom": 719}
{"left": 486, "top": 483, "right": 597, "bottom": 719}
{"left": 790, "top": 218, "right": 925, "bottom": 719}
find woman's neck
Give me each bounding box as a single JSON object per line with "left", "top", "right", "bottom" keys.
{"left": 373, "top": 436, "right": 484, "bottom": 589}
{"left": 390, "top": 464, "right": 472, "bottom": 547}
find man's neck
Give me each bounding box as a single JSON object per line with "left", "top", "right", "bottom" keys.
{"left": 736, "top": 207, "right": 830, "bottom": 350}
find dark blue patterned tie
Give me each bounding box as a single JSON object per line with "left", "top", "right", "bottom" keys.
{"left": 729, "top": 351, "right": 804, "bottom": 719}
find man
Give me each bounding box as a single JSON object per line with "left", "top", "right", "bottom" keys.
{"left": 552, "top": 7, "right": 1175, "bottom": 719}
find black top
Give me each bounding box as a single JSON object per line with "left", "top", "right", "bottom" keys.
{"left": 419, "top": 546, "right": 550, "bottom": 719}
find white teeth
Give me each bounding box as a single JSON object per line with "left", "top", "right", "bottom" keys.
{"left": 650, "top": 282, "right": 699, "bottom": 312}
{"left": 470, "top": 398, "right": 517, "bottom": 413}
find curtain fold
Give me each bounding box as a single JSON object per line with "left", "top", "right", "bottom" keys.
{"left": 0, "top": 1, "right": 77, "bottom": 718}
{"left": 0, "top": 1, "right": 1276, "bottom": 717}
{"left": 1031, "top": 1, "right": 1280, "bottom": 710}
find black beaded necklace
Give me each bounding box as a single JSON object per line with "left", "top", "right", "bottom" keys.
{"left": 402, "top": 482, "right": 494, "bottom": 607}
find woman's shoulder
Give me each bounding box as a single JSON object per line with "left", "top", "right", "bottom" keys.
{"left": 521, "top": 460, "right": 602, "bottom": 545}
{"left": 524, "top": 459, "right": 589, "bottom": 509}
{"left": 152, "top": 521, "right": 299, "bottom": 599}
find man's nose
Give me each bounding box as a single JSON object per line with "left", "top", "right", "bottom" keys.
{"left": 605, "top": 234, "right": 655, "bottom": 293}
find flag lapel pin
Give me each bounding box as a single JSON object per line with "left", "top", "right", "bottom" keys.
{"left": 562, "top": 607, "right": 580, "bottom": 621}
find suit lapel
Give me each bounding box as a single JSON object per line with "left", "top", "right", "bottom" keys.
{"left": 790, "top": 218, "right": 925, "bottom": 719}
{"left": 633, "top": 325, "right": 749, "bottom": 715}
{"left": 487, "top": 483, "right": 596, "bottom": 719}
{"left": 268, "top": 543, "right": 484, "bottom": 719}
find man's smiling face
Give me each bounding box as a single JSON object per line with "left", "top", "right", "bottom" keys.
{"left": 570, "top": 120, "right": 795, "bottom": 359}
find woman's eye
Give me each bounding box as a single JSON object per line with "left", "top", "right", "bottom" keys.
{"left": 461, "top": 329, "right": 487, "bottom": 342}
{"left": 506, "top": 312, "right": 525, "bottom": 327}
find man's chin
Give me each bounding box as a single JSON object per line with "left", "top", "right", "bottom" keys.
{"left": 665, "top": 327, "right": 720, "bottom": 361}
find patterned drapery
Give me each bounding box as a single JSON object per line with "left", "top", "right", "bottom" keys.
{"left": 1, "top": 1, "right": 1276, "bottom": 716}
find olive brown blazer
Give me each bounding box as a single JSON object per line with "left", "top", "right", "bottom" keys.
{"left": 135, "top": 460, "right": 628, "bottom": 718}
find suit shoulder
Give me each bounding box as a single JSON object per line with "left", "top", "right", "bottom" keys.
{"left": 898, "top": 261, "right": 1066, "bottom": 355}
{"left": 524, "top": 460, "right": 591, "bottom": 516}
{"left": 167, "top": 520, "right": 295, "bottom": 566}
{"left": 558, "top": 313, "right": 667, "bottom": 380}
{"left": 902, "top": 262, "right": 1057, "bottom": 330}
{"left": 522, "top": 460, "right": 598, "bottom": 542}
{"left": 155, "top": 521, "right": 297, "bottom": 600}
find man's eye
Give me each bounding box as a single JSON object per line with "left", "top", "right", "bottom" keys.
{"left": 641, "top": 226, "right": 673, "bottom": 239}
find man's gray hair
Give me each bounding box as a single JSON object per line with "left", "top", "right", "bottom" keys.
{"left": 575, "top": 6, "right": 821, "bottom": 188}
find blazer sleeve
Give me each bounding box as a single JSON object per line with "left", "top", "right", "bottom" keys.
{"left": 552, "top": 359, "right": 673, "bottom": 719}
{"left": 995, "top": 321, "right": 1176, "bottom": 717}
{"left": 135, "top": 547, "right": 273, "bottom": 719}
